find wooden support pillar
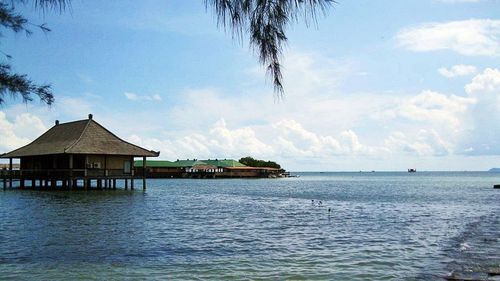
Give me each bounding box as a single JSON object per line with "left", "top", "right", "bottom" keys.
{"left": 125, "top": 178, "right": 128, "bottom": 190}
{"left": 8, "top": 158, "right": 13, "bottom": 189}
{"left": 113, "top": 179, "right": 116, "bottom": 189}
{"left": 142, "top": 156, "right": 146, "bottom": 190}
{"left": 84, "top": 178, "right": 88, "bottom": 190}
{"left": 69, "top": 155, "right": 73, "bottom": 190}
{"left": 31, "top": 178, "right": 35, "bottom": 188}
{"left": 130, "top": 156, "right": 135, "bottom": 190}
{"left": 19, "top": 165, "right": 24, "bottom": 188}
{"left": 104, "top": 155, "right": 108, "bottom": 189}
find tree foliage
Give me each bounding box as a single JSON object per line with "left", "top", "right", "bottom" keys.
{"left": 205, "top": 0, "right": 334, "bottom": 96}
{"left": 1, "top": 0, "right": 334, "bottom": 105}
{"left": 0, "top": 0, "right": 68, "bottom": 105}
{"left": 239, "top": 156, "right": 281, "bottom": 169}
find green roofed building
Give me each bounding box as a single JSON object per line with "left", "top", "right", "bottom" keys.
{"left": 134, "top": 160, "right": 178, "bottom": 168}
{"left": 134, "top": 159, "right": 246, "bottom": 169}
{"left": 134, "top": 159, "right": 282, "bottom": 178}
{"left": 202, "top": 159, "right": 246, "bottom": 168}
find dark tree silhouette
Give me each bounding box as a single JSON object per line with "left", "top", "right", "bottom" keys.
{"left": 239, "top": 156, "right": 281, "bottom": 169}
{"left": 0, "top": 0, "right": 68, "bottom": 105}
{"left": 206, "top": 0, "right": 334, "bottom": 96}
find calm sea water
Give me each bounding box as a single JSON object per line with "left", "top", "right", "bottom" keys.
{"left": 0, "top": 172, "right": 499, "bottom": 280}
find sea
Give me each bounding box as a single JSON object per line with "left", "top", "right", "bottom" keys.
{"left": 0, "top": 172, "right": 499, "bottom": 280}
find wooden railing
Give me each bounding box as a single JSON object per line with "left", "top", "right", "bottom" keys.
{"left": 0, "top": 169, "right": 132, "bottom": 179}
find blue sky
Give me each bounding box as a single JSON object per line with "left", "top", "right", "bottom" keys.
{"left": 1, "top": 0, "right": 500, "bottom": 171}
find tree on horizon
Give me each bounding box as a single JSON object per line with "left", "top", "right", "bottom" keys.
{"left": 239, "top": 156, "right": 281, "bottom": 169}
{"left": 0, "top": 0, "right": 334, "bottom": 105}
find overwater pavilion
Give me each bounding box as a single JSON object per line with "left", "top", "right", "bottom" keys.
{"left": 1, "top": 114, "right": 159, "bottom": 190}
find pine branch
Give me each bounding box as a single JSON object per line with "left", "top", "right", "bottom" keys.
{"left": 0, "top": 0, "right": 69, "bottom": 105}
{"left": 206, "top": 0, "right": 335, "bottom": 97}
{"left": 0, "top": 63, "right": 54, "bottom": 105}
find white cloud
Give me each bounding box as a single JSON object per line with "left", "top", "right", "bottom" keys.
{"left": 384, "top": 130, "right": 453, "bottom": 156}
{"left": 151, "top": 94, "right": 162, "bottom": 101}
{"left": 0, "top": 111, "right": 47, "bottom": 153}
{"left": 465, "top": 68, "right": 500, "bottom": 95}
{"left": 124, "top": 92, "right": 162, "bottom": 101}
{"left": 56, "top": 97, "right": 94, "bottom": 118}
{"left": 382, "top": 90, "right": 475, "bottom": 132}
{"left": 3, "top": 49, "right": 500, "bottom": 170}
{"left": 127, "top": 119, "right": 274, "bottom": 160}
{"left": 397, "top": 19, "right": 500, "bottom": 56}
{"left": 459, "top": 68, "right": 500, "bottom": 155}
{"left": 128, "top": 118, "right": 381, "bottom": 166}
{"left": 438, "top": 64, "right": 478, "bottom": 78}
{"left": 124, "top": 92, "right": 138, "bottom": 101}
{"left": 272, "top": 119, "right": 347, "bottom": 157}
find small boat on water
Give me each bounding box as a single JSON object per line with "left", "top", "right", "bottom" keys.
{"left": 408, "top": 168, "right": 416, "bottom": 173}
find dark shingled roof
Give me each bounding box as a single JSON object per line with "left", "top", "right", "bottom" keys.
{"left": 1, "top": 118, "right": 160, "bottom": 158}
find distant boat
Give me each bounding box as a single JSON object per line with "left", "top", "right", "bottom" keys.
{"left": 408, "top": 168, "right": 416, "bottom": 173}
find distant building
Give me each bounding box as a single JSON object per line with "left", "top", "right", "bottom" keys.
{"left": 1, "top": 114, "right": 159, "bottom": 189}
{"left": 134, "top": 159, "right": 282, "bottom": 178}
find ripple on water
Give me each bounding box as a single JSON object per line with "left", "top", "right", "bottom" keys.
{"left": 0, "top": 172, "right": 499, "bottom": 280}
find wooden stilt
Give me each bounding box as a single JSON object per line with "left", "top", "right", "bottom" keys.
{"left": 125, "top": 178, "right": 128, "bottom": 190}
{"left": 31, "top": 178, "right": 35, "bottom": 188}
{"left": 131, "top": 156, "right": 135, "bottom": 190}
{"left": 113, "top": 179, "right": 116, "bottom": 189}
{"left": 69, "top": 154, "right": 73, "bottom": 190}
{"left": 142, "top": 156, "right": 146, "bottom": 190}
{"left": 8, "top": 158, "right": 13, "bottom": 189}
{"left": 20, "top": 179, "right": 25, "bottom": 189}
{"left": 84, "top": 178, "right": 88, "bottom": 190}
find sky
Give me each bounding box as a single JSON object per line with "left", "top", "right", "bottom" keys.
{"left": 1, "top": 0, "right": 500, "bottom": 171}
